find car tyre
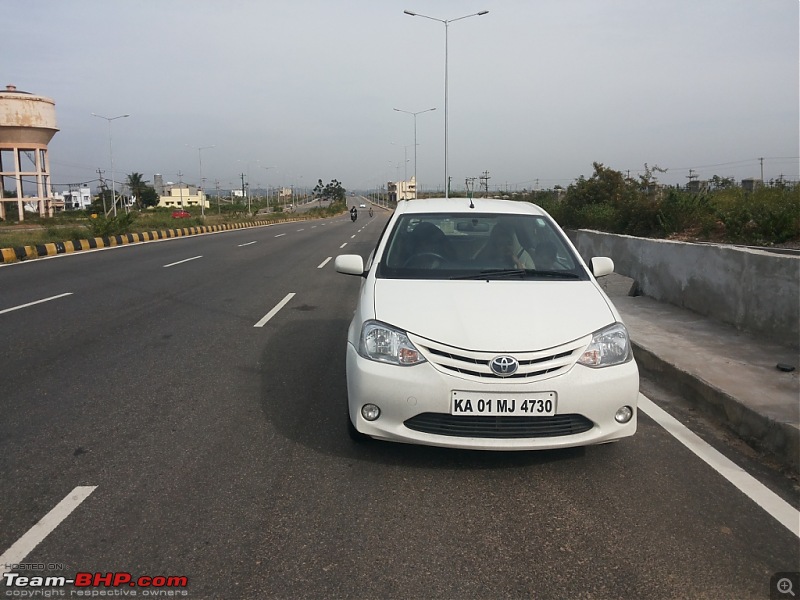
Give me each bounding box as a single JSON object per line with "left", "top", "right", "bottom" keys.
{"left": 347, "top": 414, "right": 371, "bottom": 443}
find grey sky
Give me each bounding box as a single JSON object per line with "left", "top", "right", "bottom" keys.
{"left": 5, "top": 0, "right": 799, "bottom": 193}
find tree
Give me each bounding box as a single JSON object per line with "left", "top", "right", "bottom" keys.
{"left": 710, "top": 175, "right": 735, "bottom": 191}
{"left": 126, "top": 173, "right": 149, "bottom": 209}
{"left": 313, "top": 178, "right": 346, "bottom": 203}
{"left": 139, "top": 185, "right": 159, "bottom": 208}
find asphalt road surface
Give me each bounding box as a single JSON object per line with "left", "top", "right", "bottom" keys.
{"left": 1, "top": 203, "right": 798, "bottom": 600}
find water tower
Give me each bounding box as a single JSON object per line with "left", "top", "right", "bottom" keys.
{"left": 0, "top": 84, "right": 60, "bottom": 221}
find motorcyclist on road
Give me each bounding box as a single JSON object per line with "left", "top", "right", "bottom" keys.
{"left": 350, "top": 206, "right": 358, "bottom": 221}
{"left": 368, "top": 206, "right": 373, "bottom": 217}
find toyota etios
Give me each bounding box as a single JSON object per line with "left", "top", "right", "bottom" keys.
{"left": 335, "top": 198, "right": 638, "bottom": 450}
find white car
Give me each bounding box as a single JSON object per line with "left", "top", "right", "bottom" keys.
{"left": 335, "top": 198, "right": 638, "bottom": 451}
{"left": 359, "top": 203, "right": 366, "bottom": 208}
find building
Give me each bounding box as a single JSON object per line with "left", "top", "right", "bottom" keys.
{"left": 0, "top": 84, "right": 59, "bottom": 221}
{"left": 388, "top": 176, "right": 416, "bottom": 202}
{"left": 686, "top": 179, "right": 710, "bottom": 193}
{"left": 54, "top": 186, "right": 92, "bottom": 210}
{"left": 156, "top": 183, "right": 208, "bottom": 209}
{"left": 741, "top": 178, "right": 763, "bottom": 192}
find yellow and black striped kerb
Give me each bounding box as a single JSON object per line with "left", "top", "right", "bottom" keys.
{"left": 0, "top": 217, "right": 307, "bottom": 264}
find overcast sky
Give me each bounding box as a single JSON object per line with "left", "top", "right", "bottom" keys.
{"left": 5, "top": 0, "right": 798, "bottom": 193}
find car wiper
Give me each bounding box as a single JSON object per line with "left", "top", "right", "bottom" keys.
{"left": 451, "top": 269, "right": 527, "bottom": 280}
{"left": 527, "top": 270, "right": 581, "bottom": 279}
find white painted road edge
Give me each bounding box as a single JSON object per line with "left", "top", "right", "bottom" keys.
{"left": 0, "top": 486, "right": 97, "bottom": 577}
{"left": 0, "top": 293, "right": 73, "bottom": 316}
{"left": 638, "top": 394, "right": 800, "bottom": 538}
{"left": 254, "top": 293, "right": 296, "bottom": 328}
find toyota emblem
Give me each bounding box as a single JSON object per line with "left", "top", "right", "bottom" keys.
{"left": 490, "top": 355, "right": 519, "bottom": 377}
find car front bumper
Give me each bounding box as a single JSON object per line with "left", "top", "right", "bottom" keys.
{"left": 346, "top": 342, "right": 639, "bottom": 450}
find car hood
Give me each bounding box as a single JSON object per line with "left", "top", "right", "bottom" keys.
{"left": 372, "top": 279, "right": 615, "bottom": 352}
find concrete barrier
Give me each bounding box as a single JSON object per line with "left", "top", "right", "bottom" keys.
{"left": 567, "top": 230, "right": 800, "bottom": 349}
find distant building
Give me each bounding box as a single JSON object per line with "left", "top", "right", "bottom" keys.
{"left": 388, "top": 176, "right": 416, "bottom": 202}
{"left": 157, "top": 183, "right": 208, "bottom": 208}
{"left": 153, "top": 174, "right": 164, "bottom": 196}
{"left": 55, "top": 186, "right": 92, "bottom": 210}
{"left": 741, "top": 178, "right": 763, "bottom": 192}
{"left": 686, "top": 179, "right": 709, "bottom": 193}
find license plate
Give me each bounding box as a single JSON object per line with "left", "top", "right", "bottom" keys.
{"left": 450, "top": 391, "right": 557, "bottom": 416}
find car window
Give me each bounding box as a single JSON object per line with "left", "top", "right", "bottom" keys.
{"left": 377, "top": 213, "right": 587, "bottom": 280}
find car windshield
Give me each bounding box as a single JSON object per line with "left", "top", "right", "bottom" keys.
{"left": 376, "top": 212, "right": 588, "bottom": 281}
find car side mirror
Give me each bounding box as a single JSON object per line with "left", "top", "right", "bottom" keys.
{"left": 335, "top": 254, "right": 365, "bottom": 276}
{"left": 590, "top": 257, "right": 614, "bottom": 278}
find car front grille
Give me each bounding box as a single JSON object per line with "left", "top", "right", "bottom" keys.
{"left": 404, "top": 413, "right": 594, "bottom": 439}
{"left": 409, "top": 334, "right": 591, "bottom": 382}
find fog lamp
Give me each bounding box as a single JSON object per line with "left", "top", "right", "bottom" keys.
{"left": 615, "top": 406, "right": 634, "bottom": 423}
{"left": 361, "top": 404, "right": 381, "bottom": 421}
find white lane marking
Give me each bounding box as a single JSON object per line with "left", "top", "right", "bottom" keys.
{"left": 317, "top": 257, "right": 332, "bottom": 269}
{"left": 0, "top": 486, "right": 97, "bottom": 577}
{"left": 275, "top": 233, "right": 286, "bottom": 238}
{"left": 638, "top": 394, "right": 800, "bottom": 538}
{"left": 254, "top": 293, "right": 295, "bottom": 328}
{"left": 297, "top": 229, "right": 305, "bottom": 232}
{"left": 163, "top": 256, "right": 202, "bottom": 268}
{"left": 350, "top": 234, "right": 356, "bottom": 239}
{"left": 0, "top": 293, "right": 73, "bottom": 316}
{"left": 238, "top": 241, "right": 257, "bottom": 247}
{"left": 311, "top": 226, "right": 317, "bottom": 229}
{"left": 340, "top": 243, "right": 347, "bottom": 249}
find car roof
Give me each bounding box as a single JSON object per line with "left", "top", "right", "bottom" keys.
{"left": 393, "top": 197, "right": 546, "bottom": 216}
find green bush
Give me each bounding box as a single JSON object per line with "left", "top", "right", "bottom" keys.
{"left": 86, "top": 212, "right": 137, "bottom": 237}
{"left": 656, "top": 190, "right": 715, "bottom": 237}
{"left": 745, "top": 186, "right": 800, "bottom": 244}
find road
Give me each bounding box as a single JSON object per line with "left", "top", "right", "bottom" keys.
{"left": 1, "top": 203, "right": 797, "bottom": 599}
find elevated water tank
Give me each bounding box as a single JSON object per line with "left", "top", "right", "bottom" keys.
{"left": 0, "top": 84, "right": 60, "bottom": 220}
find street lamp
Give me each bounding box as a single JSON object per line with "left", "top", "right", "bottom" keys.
{"left": 261, "top": 165, "right": 277, "bottom": 210}
{"left": 91, "top": 112, "right": 130, "bottom": 216}
{"left": 190, "top": 144, "right": 215, "bottom": 217}
{"left": 394, "top": 107, "right": 436, "bottom": 199}
{"left": 403, "top": 9, "right": 488, "bottom": 198}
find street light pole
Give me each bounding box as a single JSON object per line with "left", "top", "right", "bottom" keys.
{"left": 394, "top": 107, "right": 436, "bottom": 199}
{"left": 193, "top": 145, "right": 215, "bottom": 218}
{"left": 261, "top": 165, "right": 277, "bottom": 210}
{"left": 92, "top": 112, "right": 130, "bottom": 216}
{"left": 403, "top": 9, "right": 488, "bottom": 198}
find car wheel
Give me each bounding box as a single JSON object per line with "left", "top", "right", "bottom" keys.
{"left": 347, "top": 414, "right": 371, "bottom": 443}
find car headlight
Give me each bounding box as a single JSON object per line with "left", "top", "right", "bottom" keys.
{"left": 578, "top": 323, "right": 632, "bottom": 368}
{"left": 358, "top": 320, "right": 426, "bottom": 366}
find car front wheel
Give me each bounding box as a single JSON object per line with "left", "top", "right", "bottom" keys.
{"left": 347, "top": 414, "right": 371, "bottom": 443}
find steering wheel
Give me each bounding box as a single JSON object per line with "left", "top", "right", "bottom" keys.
{"left": 403, "top": 252, "right": 449, "bottom": 268}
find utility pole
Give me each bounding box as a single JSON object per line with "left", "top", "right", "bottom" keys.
{"left": 96, "top": 169, "right": 107, "bottom": 215}
{"left": 177, "top": 171, "right": 185, "bottom": 208}
{"left": 480, "top": 170, "right": 490, "bottom": 197}
{"left": 215, "top": 180, "right": 221, "bottom": 214}
{"left": 759, "top": 157, "right": 764, "bottom": 181}
{"left": 240, "top": 173, "right": 247, "bottom": 209}
{"left": 465, "top": 177, "right": 477, "bottom": 198}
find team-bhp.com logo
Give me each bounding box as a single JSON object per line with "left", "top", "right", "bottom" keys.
{"left": 3, "top": 572, "right": 189, "bottom": 595}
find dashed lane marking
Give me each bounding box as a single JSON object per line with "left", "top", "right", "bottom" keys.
{"left": 0, "top": 486, "right": 97, "bottom": 577}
